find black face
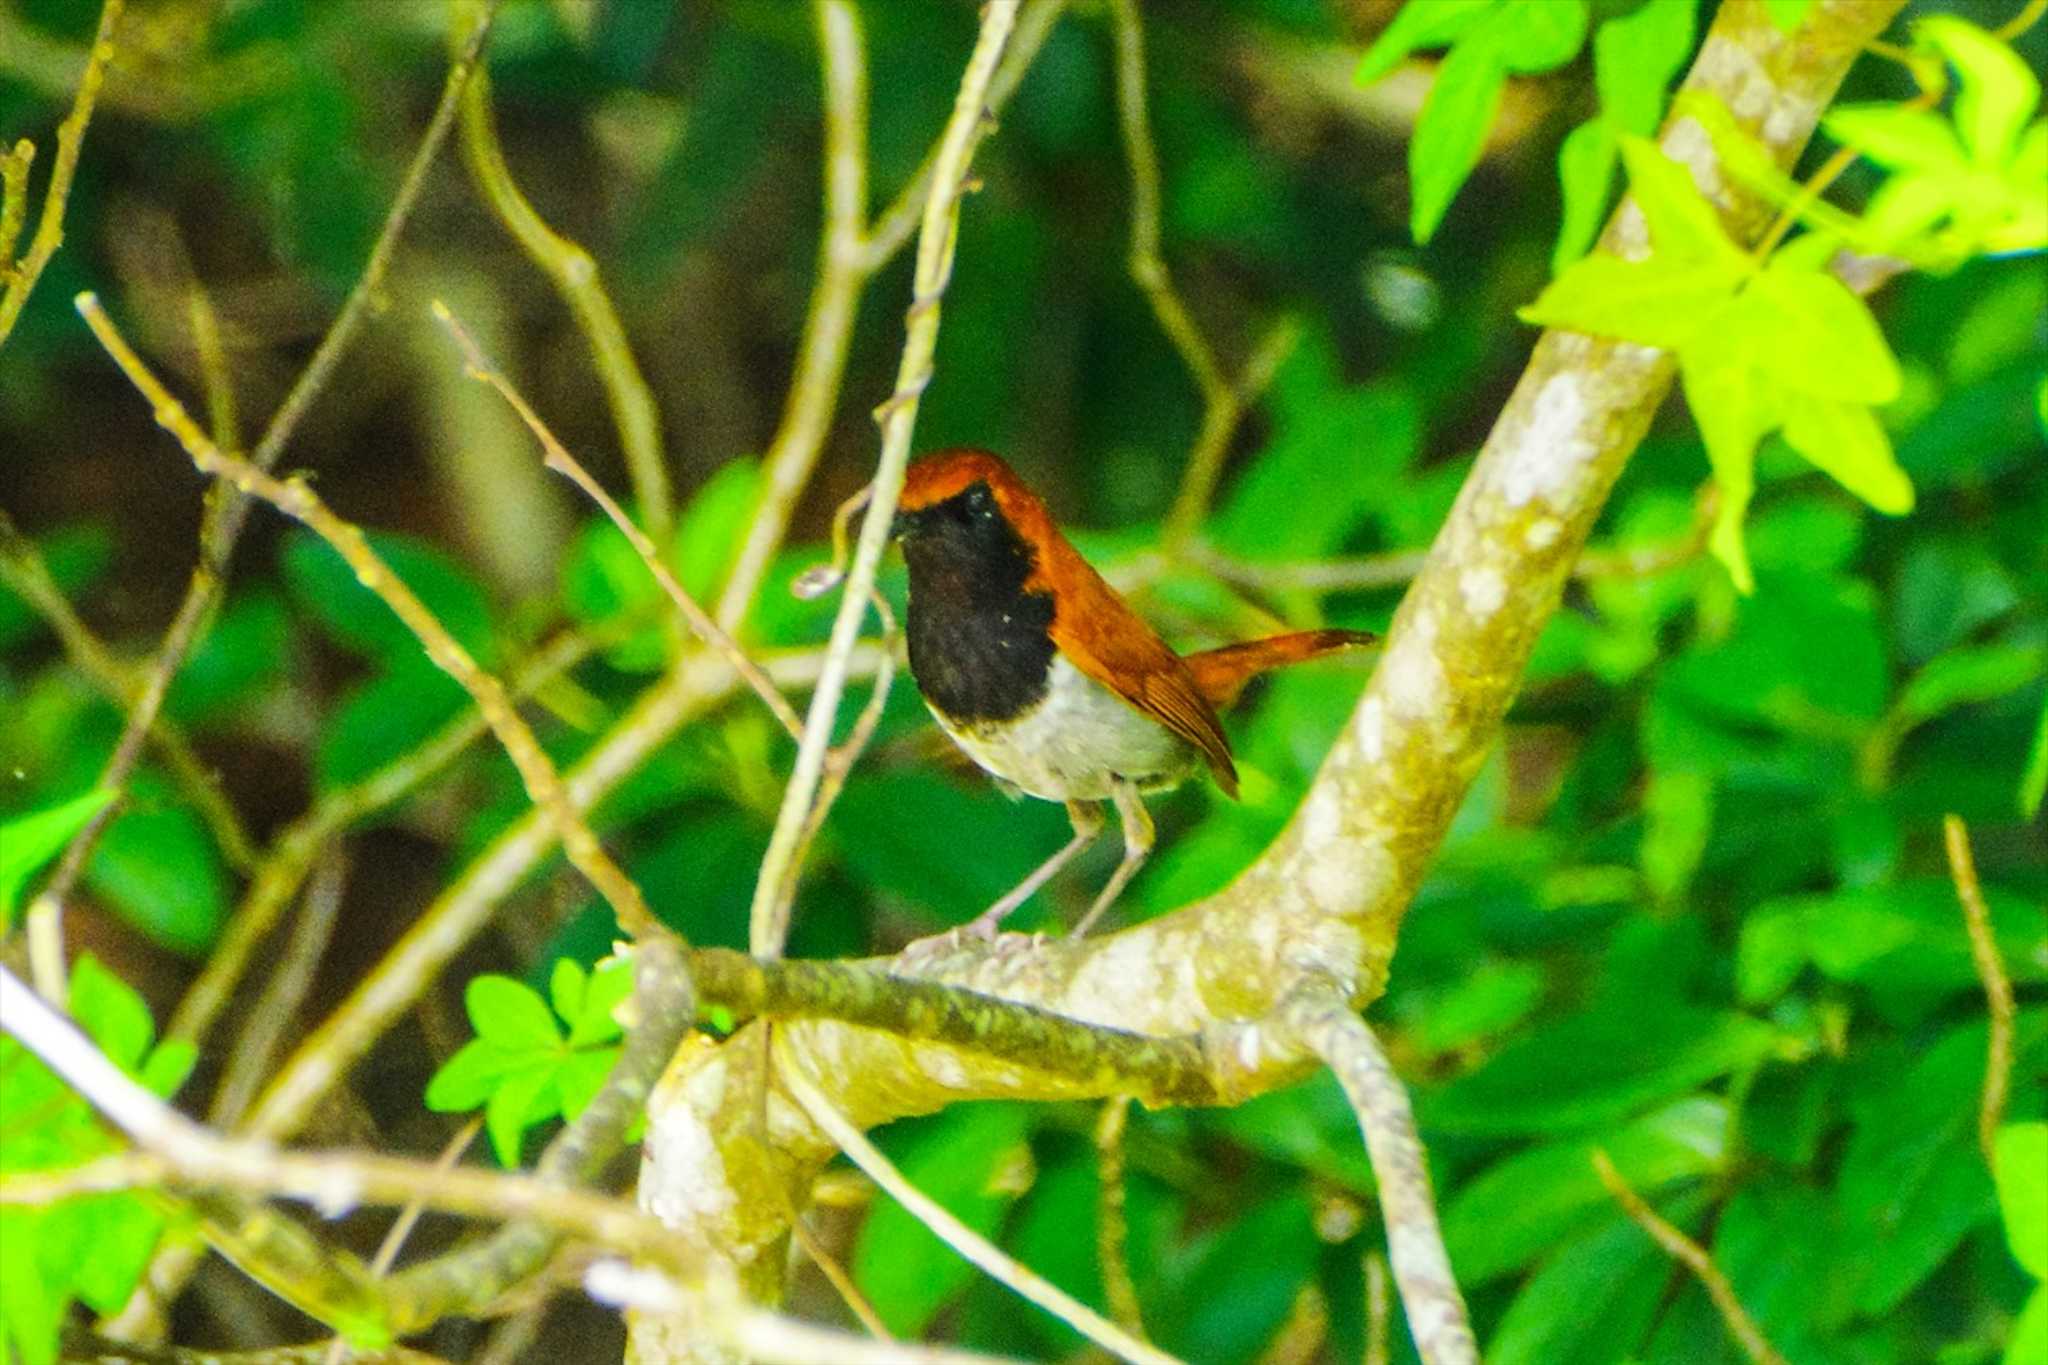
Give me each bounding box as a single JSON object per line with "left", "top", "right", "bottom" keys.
{"left": 894, "top": 481, "right": 1057, "bottom": 723}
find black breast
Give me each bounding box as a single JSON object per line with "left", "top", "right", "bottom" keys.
{"left": 897, "top": 484, "right": 1057, "bottom": 723}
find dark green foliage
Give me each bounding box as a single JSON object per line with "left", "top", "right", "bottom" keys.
{"left": 2, "top": 0, "right": 2044, "bottom": 1360}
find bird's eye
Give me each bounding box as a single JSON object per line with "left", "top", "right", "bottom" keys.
{"left": 967, "top": 484, "right": 994, "bottom": 517}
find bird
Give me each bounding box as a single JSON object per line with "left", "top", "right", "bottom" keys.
{"left": 886, "top": 448, "right": 1376, "bottom": 939}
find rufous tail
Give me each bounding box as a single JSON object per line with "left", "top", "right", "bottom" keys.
{"left": 1182, "top": 629, "right": 1378, "bottom": 709}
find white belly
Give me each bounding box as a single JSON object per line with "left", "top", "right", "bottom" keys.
{"left": 931, "top": 654, "right": 1200, "bottom": 802}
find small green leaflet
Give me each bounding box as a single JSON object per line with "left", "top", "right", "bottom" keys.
{"left": 1825, "top": 17, "right": 2046, "bottom": 264}
{"left": 1521, "top": 136, "right": 1911, "bottom": 591}
{"left": 1554, "top": 0, "right": 1697, "bottom": 271}
{"left": 424, "top": 955, "right": 635, "bottom": 1166}
{"left": 0, "top": 789, "right": 115, "bottom": 930}
{"left": 1355, "top": 0, "right": 1591, "bottom": 244}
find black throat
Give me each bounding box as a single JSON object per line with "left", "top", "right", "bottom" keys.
{"left": 896, "top": 484, "right": 1057, "bottom": 724}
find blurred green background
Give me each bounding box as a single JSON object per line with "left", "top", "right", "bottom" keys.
{"left": 3, "top": 0, "right": 2045, "bottom": 1360}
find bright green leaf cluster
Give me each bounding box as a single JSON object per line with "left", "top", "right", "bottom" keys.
{"left": 1553, "top": 0, "right": 1697, "bottom": 271}
{"left": 423, "top": 955, "right": 634, "bottom": 1166}
{"left": 1, "top": 956, "right": 197, "bottom": 1365}
{"left": 1826, "top": 17, "right": 2047, "bottom": 265}
{"left": 1355, "top": 0, "right": 1591, "bottom": 243}
{"left": 1522, "top": 136, "right": 1912, "bottom": 590}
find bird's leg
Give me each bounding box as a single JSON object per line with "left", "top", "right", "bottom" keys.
{"left": 955, "top": 799, "right": 1105, "bottom": 941}
{"left": 1070, "top": 777, "right": 1153, "bottom": 938}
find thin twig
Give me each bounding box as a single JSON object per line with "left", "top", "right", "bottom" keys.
{"left": 166, "top": 622, "right": 602, "bottom": 1050}
{"left": 746, "top": 0, "right": 1018, "bottom": 961}
{"left": 0, "top": 0, "right": 122, "bottom": 346}
{"left": 775, "top": 1033, "right": 1186, "bottom": 1365}
{"left": 713, "top": 0, "right": 871, "bottom": 632}
{"left": 33, "top": 6, "right": 498, "bottom": 957}
{"left": 431, "top": 299, "right": 803, "bottom": 738}
{"left": 1592, "top": 1149, "right": 1786, "bottom": 1365}
{"left": 788, "top": 1201, "right": 895, "bottom": 1341}
{"left": 1944, "top": 814, "right": 2015, "bottom": 1168}
{"left": 1280, "top": 986, "right": 1474, "bottom": 1365}
{"left": 448, "top": 0, "right": 671, "bottom": 544}
{"left": 857, "top": 0, "right": 1067, "bottom": 272}
{"left": 0, "top": 510, "right": 254, "bottom": 869}
{"left": 1095, "top": 1095, "right": 1147, "bottom": 1338}
{"left": 77, "top": 291, "right": 659, "bottom": 940}
{"left": 209, "top": 847, "right": 348, "bottom": 1129}
{"left": 1, "top": 139, "right": 36, "bottom": 278}
{"left": 1105, "top": 0, "right": 1240, "bottom": 548}
{"left": 184, "top": 281, "right": 241, "bottom": 454}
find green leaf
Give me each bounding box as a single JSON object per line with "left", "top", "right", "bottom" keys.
{"left": 1676, "top": 331, "right": 1771, "bottom": 592}
{"left": 87, "top": 799, "right": 227, "bottom": 955}
{"left": 1553, "top": 120, "right": 1619, "bottom": 272}
{"left": 1424, "top": 1005, "right": 1775, "bottom": 1136}
{"left": 1441, "top": 1096, "right": 1728, "bottom": 1282}
{"left": 1826, "top": 103, "right": 1967, "bottom": 173}
{"left": 1409, "top": 35, "right": 1508, "bottom": 244}
{"left": 1209, "top": 1071, "right": 1378, "bottom": 1193}
{"left": 68, "top": 955, "right": 154, "bottom": 1074}
{"left": 1917, "top": 15, "right": 2041, "bottom": 168}
{"left": 465, "top": 975, "right": 562, "bottom": 1052}
{"left": 1639, "top": 767, "right": 1713, "bottom": 901}
{"left": 1778, "top": 392, "right": 1914, "bottom": 515}
{"left": 2012, "top": 1286, "right": 2048, "bottom": 1365}
{"left": 1594, "top": 0, "right": 1694, "bottom": 135}
{"left": 673, "top": 457, "right": 762, "bottom": 600}
{"left": 2022, "top": 687, "right": 2048, "bottom": 820}
{"left": 1996, "top": 1123, "right": 2048, "bottom": 1278}
{"left": 548, "top": 959, "right": 588, "bottom": 1032}
{"left": 281, "top": 529, "right": 499, "bottom": 668}
{"left": 314, "top": 665, "right": 467, "bottom": 791}
{"left": 552, "top": 1047, "right": 619, "bottom": 1122}
{"left": 1520, "top": 255, "right": 1741, "bottom": 349}
{"left": 1764, "top": 0, "right": 1815, "bottom": 32}
{"left": 0, "top": 789, "right": 115, "bottom": 929}
{"left": 1743, "top": 261, "right": 1904, "bottom": 404}
{"left": 1491, "top": 0, "right": 1588, "bottom": 75}
{"left": 1488, "top": 1191, "right": 1712, "bottom": 1365}
{"left": 1168, "top": 1191, "right": 1320, "bottom": 1361}
{"left": 0, "top": 524, "right": 111, "bottom": 652}
{"left": 1618, "top": 135, "right": 1752, "bottom": 277}
{"left": 0, "top": 1211, "right": 61, "bottom": 1365}
{"left": 423, "top": 1038, "right": 528, "bottom": 1113}
{"left": 1897, "top": 641, "right": 2047, "bottom": 725}
{"left": 853, "top": 1104, "right": 1033, "bottom": 1336}
{"left": 138, "top": 1040, "right": 197, "bottom": 1100}
{"left": 1355, "top": 0, "right": 1496, "bottom": 85}
{"left": 168, "top": 591, "right": 292, "bottom": 728}
{"left": 483, "top": 1063, "right": 556, "bottom": 1168}
{"left": 569, "top": 954, "right": 633, "bottom": 1049}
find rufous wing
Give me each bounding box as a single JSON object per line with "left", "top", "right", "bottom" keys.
{"left": 1034, "top": 542, "right": 1240, "bottom": 798}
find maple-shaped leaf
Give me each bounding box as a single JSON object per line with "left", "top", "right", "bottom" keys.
{"left": 1523, "top": 137, "right": 1913, "bottom": 591}
{"left": 1826, "top": 16, "right": 2046, "bottom": 261}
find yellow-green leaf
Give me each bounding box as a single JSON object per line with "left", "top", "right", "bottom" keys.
{"left": 1493, "top": 0, "right": 1588, "bottom": 75}
{"left": 1411, "top": 36, "right": 1509, "bottom": 243}
{"left": 1779, "top": 392, "right": 1914, "bottom": 515}
{"left": 1745, "top": 263, "right": 1904, "bottom": 403}
{"left": 1618, "top": 136, "right": 1752, "bottom": 277}
{"left": 1594, "top": 0, "right": 1695, "bottom": 135}
{"left": 1355, "top": 0, "right": 1497, "bottom": 86}
{"left": 1677, "top": 333, "right": 1773, "bottom": 593}
{"left": 1995, "top": 1122, "right": 2048, "bottom": 1278}
{"left": 1917, "top": 15, "right": 2041, "bottom": 168}
{"left": 1826, "top": 103, "right": 1967, "bottom": 172}
{"left": 1520, "top": 256, "right": 1739, "bottom": 349}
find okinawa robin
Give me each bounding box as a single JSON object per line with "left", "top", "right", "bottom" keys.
{"left": 884, "top": 448, "right": 1375, "bottom": 938}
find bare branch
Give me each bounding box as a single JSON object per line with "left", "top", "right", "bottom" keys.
{"left": 1094, "top": 1096, "right": 1146, "bottom": 1338}
{"left": 746, "top": 0, "right": 1020, "bottom": 960}
{"left": 76, "top": 290, "right": 660, "bottom": 939}
{"left": 777, "top": 1034, "right": 1185, "bottom": 1365}
{"left": 0, "top": 0, "right": 122, "bottom": 346}
{"left": 1593, "top": 1150, "right": 1787, "bottom": 1365}
{"left": 431, "top": 299, "right": 804, "bottom": 738}
{"left": 1280, "top": 988, "right": 1473, "bottom": 1365}
{"left": 448, "top": 0, "right": 671, "bottom": 544}
{"left": 33, "top": 4, "right": 498, "bottom": 957}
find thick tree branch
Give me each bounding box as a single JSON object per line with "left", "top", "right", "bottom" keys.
{"left": 627, "top": 7, "right": 1904, "bottom": 1359}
